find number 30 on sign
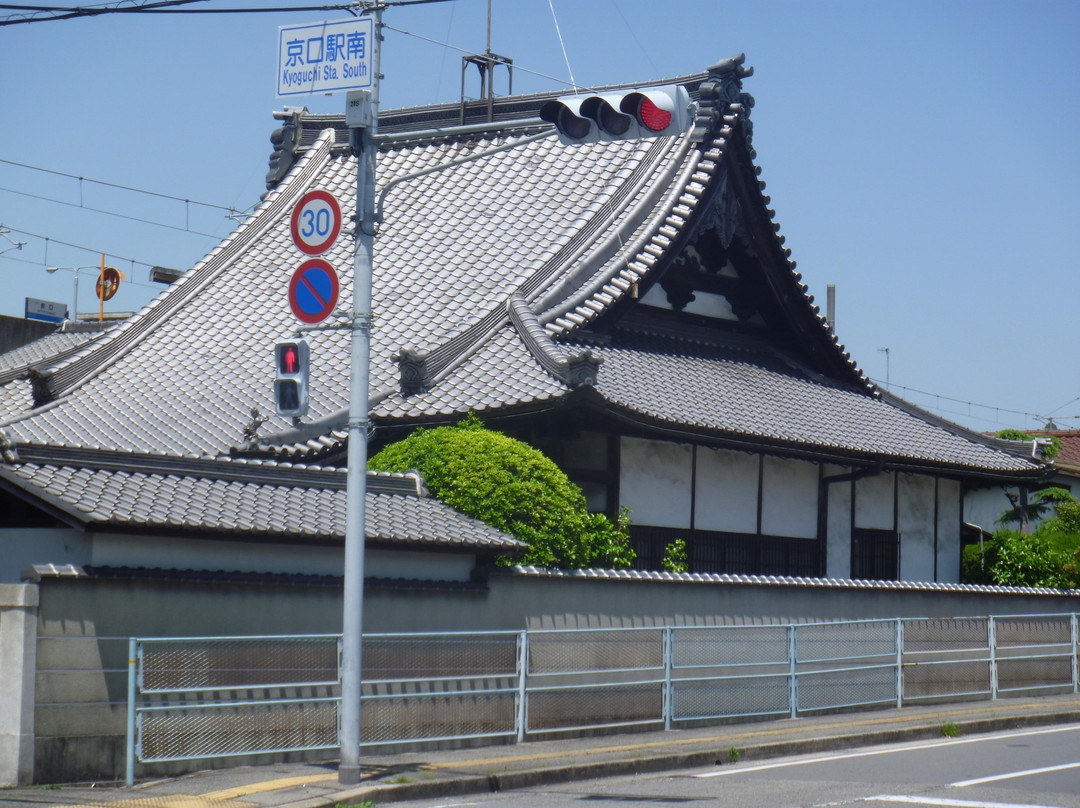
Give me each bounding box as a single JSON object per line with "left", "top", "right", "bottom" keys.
{"left": 290, "top": 190, "right": 342, "bottom": 256}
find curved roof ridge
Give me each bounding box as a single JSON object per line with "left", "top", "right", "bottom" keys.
{"left": 0, "top": 326, "right": 112, "bottom": 387}
{"left": 33, "top": 130, "right": 338, "bottom": 404}
{"left": 389, "top": 131, "right": 679, "bottom": 397}
{"left": 507, "top": 293, "right": 600, "bottom": 387}
{"left": 541, "top": 134, "right": 711, "bottom": 333}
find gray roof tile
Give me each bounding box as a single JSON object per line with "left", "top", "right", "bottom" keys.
{"left": 0, "top": 58, "right": 1041, "bottom": 485}
{"left": 1, "top": 459, "right": 522, "bottom": 551}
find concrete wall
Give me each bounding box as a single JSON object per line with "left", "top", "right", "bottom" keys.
{"left": 21, "top": 570, "right": 1080, "bottom": 783}
{"left": 1, "top": 527, "right": 474, "bottom": 584}
{"left": 0, "top": 584, "right": 38, "bottom": 787}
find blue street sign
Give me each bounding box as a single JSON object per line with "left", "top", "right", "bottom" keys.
{"left": 288, "top": 259, "right": 340, "bottom": 324}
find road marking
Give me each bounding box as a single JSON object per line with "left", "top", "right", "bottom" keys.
{"left": 952, "top": 760, "right": 1080, "bottom": 787}
{"left": 200, "top": 771, "right": 337, "bottom": 799}
{"left": 862, "top": 795, "right": 1067, "bottom": 808}
{"left": 694, "top": 725, "right": 1080, "bottom": 779}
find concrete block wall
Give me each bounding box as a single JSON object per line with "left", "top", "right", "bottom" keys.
{"left": 0, "top": 584, "right": 38, "bottom": 787}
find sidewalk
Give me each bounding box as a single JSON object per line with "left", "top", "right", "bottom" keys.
{"left": 4, "top": 694, "right": 1079, "bottom": 808}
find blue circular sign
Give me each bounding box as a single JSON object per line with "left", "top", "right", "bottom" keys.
{"left": 288, "top": 258, "right": 340, "bottom": 324}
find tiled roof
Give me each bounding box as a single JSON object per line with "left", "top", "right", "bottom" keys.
{"left": 507, "top": 566, "right": 1080, "bottom": 597}
{"left": 0, "top": 55, "right": 1042, "bottom": 487}
{"left": 0, "top": 453, "right": 522, "bottom": 551}
{"left": 0, "top": 327, "right": 106, "bottom": 379}
{"left": 582, "top": 330, "right": 1038, "bottom": 473}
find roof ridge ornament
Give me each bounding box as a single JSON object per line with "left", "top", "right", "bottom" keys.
{"left": 507, "top": 294, "right": 601, "bottom": 387}
{"left": 694, "top": 53, "right": 755, "bottom": 143}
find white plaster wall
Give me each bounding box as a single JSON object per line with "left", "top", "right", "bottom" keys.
{"left": 937, "top": 479, "right": 962, "bottom": 583}
{"left": 963, "top": 485, "right": 1012, "bottom": 533}
{"left": 855, "top": 472, "right": 895, "bottom": 530}
{"left": 761, "top": 455, "right": 818, "bottom": 539}
{"left": 90, "top": 534, "right": 475, "bottom": 581}
{"left": 682, "top": 291, "right": 739, "bottom": 321}
{"left": 898, "top": 474, "right": 935, "bottom": 582}
{"left": 620, "top": 437, "right": 693, "bottom": 528}
{"left": 694, "top": 447, "right": 757, "bottom": 533}
{"left": 825, "top": 467, "right": 852, "bottom": 579}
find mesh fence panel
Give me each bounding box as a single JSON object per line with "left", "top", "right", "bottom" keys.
{"left": 797, "top": 621, "right": 895, "bottom": 663}
{"left": 527, "top": 682, "right": 662, "bottom": 731}
{"left": 140, "top": 638, "right": 338, "bottom": 692}
{"left": 797, "top": 665, "right": 895, "bottom": 710}
{"left": 996, "top": 615, "right": 1072, "bottom": 649}
{"left": 904, "top": 659, "right": 990, "bottom": 700}
{"left": 139, "top": 699, "right": 337, "bottom": 761}
{"left": 998, "top": 657, "right": 1074, "bottom": 693}
{"left": 360, "top": 690, "right": 516, "bottom": 744}
{"left": 672, "top": 626, "right": 788, "bottom": 668}
{"left": 528, "top": 629, "right": 662, "bottom": 674}
{"left": 903, "top": 618, "right": 988, "bottom": 653}
{"left": 673, "top": 674, "right": 789, "bottom": 720}
{"left": 362, "top": 634, "right": 517, "bottom": 680}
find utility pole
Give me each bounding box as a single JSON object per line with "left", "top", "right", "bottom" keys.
{"left": 339, "top": 1, "right": 382, "bottom": 787}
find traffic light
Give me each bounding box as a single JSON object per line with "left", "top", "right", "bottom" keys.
{"left": 266, "top": 123, "right": 299, "bottom": 189}
{"left": 274, "top": 339, "right": 309, "bottom": 417}
{"left": 539, "top": 84, "right": 692, "bottom": 145}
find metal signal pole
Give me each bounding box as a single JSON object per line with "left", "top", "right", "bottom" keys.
{"left": 339, "top": 1, "right": 382, "bottom": 786}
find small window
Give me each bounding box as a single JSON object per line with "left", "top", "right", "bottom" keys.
{"left": 851, "top": 528, "right": 899, "bottom": 580}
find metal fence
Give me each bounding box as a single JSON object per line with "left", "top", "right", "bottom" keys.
{"left": 125, "top": 613, "right": 1080, "bottom": 783}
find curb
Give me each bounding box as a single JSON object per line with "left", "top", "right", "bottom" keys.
{"left": 304, "top": 708, "right": 1080, "bottom": 807}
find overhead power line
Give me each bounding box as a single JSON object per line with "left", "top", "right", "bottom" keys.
{"left": 0, "top": 224, "right": 167, "bottom": 273}
{"left": 0, "top": 158, "right": 242, "bottom": 214}
{"left": 0, "top": 0, "right": 454, "bottom": 25}
{"left": 871, "top": 376, "right": 1080, "bottom": 429}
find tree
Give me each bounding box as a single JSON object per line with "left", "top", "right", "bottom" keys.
{"left": 368, "top": 414, "right": 635, "bottom": 570}
{"left": 964, "top": 487, "right": 1080, "bottom": 589}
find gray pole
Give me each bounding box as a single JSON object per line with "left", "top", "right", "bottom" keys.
{"left": 339, "top": 2, "right": 381, "bottom": 786}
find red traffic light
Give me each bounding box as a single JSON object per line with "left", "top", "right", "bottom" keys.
{"left": 624, "top": 94, "right": 672, "bottom": 132}
{"left": 274, "top": 339, "right": 309, "bottom": 417}
{"left": 539, "top": 84, "right": 691, "bottom": 145}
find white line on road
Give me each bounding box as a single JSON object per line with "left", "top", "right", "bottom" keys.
{"left": 951, "top": 760, "right": 1080, "bottom": 787}
{"left": 693, "top": 725, "right": 1080, "bottom": 779}
{"left": 861, "top": 795, "right": 1068, "bottom": 808}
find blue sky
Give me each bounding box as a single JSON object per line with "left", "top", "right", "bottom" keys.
{"left": 2, "top": 0, "right": 1078, "bottom": 433}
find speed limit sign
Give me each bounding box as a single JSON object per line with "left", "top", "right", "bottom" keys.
{"left": 290, "top": 190, "right": 342, "bottom": 255}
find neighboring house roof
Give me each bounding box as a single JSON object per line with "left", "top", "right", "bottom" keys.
{"left": 0, "top": 51, "right": 1044, "bottom": 551}
{"left": 0, "top": 448, "right": 522, "bottom": 552}
{"left": 0, "top": 321, "right": 114, "bottom": 423}
{"left": 1038, "top": 430, "right": 1080, "bottom": 474}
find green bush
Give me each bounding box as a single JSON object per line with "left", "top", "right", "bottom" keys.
{"left": 961, "top": 539, "right": 998, "bottom": 585}
{"left": 661, "top": 539, "right": 689, "bottom": 573}
{"left": 990, "top": 530, "right": 1079, "bottom": 589}
{"left": 369, "top": 415, "right": 635, "bottom": 570}
{"left": 994, "top": 429, "right": 1061, "bottom": 460}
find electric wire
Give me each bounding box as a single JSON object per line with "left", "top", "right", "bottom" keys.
{"left": 381, "top": 23, "right": 583, "bottom": 90}
{"left": 0, "top": 0, "right": 454, "bottom": 25}
{"left": 0, "top": 158, "right": 243, "bottom": 215}
{"left": 0, "top": 185, "right": 229, "bottom": 240}
{"left": 870, "top": 376, "right": 1080, "bottom": 429}
{"left": 546, "top": 0, "right": 578, "bottom": 92}
{"left": 0, "top": 225, "right": 172, "bottom": 275}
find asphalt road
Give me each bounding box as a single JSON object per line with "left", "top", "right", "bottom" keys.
{"left": 391, "top": 724, "right": 1080, "bottom": 808}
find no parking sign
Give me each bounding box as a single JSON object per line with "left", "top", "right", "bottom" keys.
{"left": 288, "top": 258, "right": 340, "bottom": 324}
